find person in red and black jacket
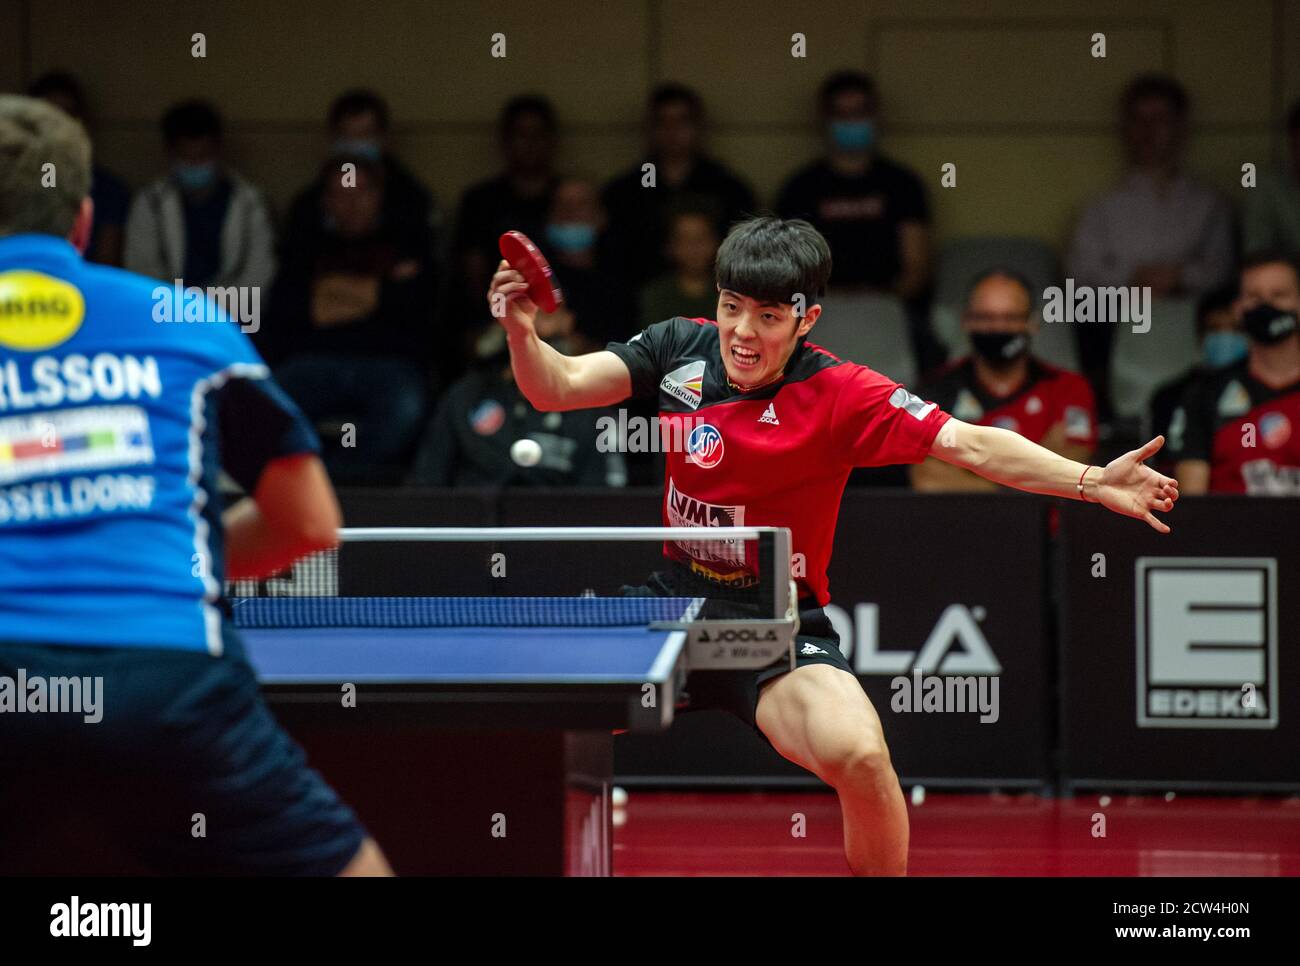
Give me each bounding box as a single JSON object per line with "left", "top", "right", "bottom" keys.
{"left": 1170, "top": 251, "right": 1300, "bottom": 494}
{"left": 912, "top": 269, "right": 1097, "bottom": 491}
{"left": 488, "top": 216, "right": 1177, "bottom": 876}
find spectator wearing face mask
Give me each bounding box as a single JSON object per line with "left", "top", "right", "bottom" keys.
{"left": 281, "top": 89, "right": 436, "bottom": 265}
{"left": 602, "top": 84, "right": 755, "bottom": 287}
{"left": 1169, "top": 252, "right": 1300, "bottom": 495}
{"left": 777, "top": 71, "right": 931, "bottom": 299}
{"left": 124, "top": 99, "right": 275, "bottom": 291}
{"left": 409, "top": 306, "right": 626, "bottom": 487}
{"left": 542, "top": 176, "right": 634, "bottom": 347}
{"left": 911, "top": 270, "right": 1097, "bottom": 492}
{"left": 1148, "top": 286, "right": 1246, "bottom": 473}
{"left": 261, "top": 157, "right": 435, "bottom": 484}
{"left": 28, "top": 70, "right": 131, "bottom": 267}
{"left": 452, "top": 96, "right": 560, "bottom": 331}
{"left": 637, "top": 199, "right": 724, "bottom": 329}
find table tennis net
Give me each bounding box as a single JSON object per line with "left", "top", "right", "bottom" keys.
{"left": 224, "top": 538, "right": 777, "bottom": 627}
{"left": 227, "top": 594, "right": 703, "bottom": 629}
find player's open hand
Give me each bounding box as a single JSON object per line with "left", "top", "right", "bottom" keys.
{"left": 1096, "top": 436, "right": 1180, "bottom": 533}
{"left": 487, "top": 259, "right": 538, "bottom": 337}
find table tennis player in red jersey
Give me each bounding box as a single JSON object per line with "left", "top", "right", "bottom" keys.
{"left": 488, "top": 216, "right": 1179, "bottom": 876}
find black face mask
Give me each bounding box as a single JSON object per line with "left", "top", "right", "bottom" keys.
{"left": 1241, "top": 302, "right": 1299, "bottom": 345}
{"left": 970, "top": 331, "right": 1030, "bottom": 369}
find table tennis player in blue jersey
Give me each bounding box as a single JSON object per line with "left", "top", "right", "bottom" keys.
{"left": 0, "top": 96, "right": 391, "bottom": 875}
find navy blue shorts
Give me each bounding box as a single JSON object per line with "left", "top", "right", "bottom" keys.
{"left": 0, "top": 636, "right": 367, "bottom": 875}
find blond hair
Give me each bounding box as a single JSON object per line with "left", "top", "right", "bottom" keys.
{"left": 0, "top": 94, "right": 92, "bottom": 237}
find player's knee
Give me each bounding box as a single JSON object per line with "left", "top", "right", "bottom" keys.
{"left": 825, "top": 733, "right": 894, "bottom": 792}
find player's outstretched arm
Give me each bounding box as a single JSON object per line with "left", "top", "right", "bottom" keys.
{"left": 930, "top": 419, "right": 1180, "bottom": 533}
{"left": 487, "top": 259, "right": 632, "bottom": 411}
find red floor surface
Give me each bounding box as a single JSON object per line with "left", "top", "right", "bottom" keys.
{"left": 612, "top": 790, "right": 1300, "bottom": 876}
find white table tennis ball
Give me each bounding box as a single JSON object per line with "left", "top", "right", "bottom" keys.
{"left": 511, "top": 437, "right": 543, "bottom": 467}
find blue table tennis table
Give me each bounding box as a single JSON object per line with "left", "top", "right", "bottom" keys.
{"left": 234, "top": 596, "right": 701, "bottom": 875}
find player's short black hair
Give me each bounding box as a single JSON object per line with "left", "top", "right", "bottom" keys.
{"left": 1239, "top": 249, "right": 1300, "bottom": 288}
{"left": 28, "top": 70, "right": 86, "bottom": 116}
{"left": 965, "top": 267, "right": 1038, "bottom": 313}
{"left": 1195, "top": 284, "right": 1238, "bottom": 336}
{"left": 819, "top": 70, "right": 878, "bottom": 114}
{"left": 648, "top": 83, "right": 703, "bottom": 120}
{"left": 716, "top": 216, "right": 832, "bottom": 303}
{"left": 499, "top": 94, "right": 557, "bottom": 136}
{"left": 1121, "top": 73, "right": 1188, "bottom": 119}
{"left": 161, "top": 99, "right": 221, "bottom": 144}
{"left": 328, "top": 89, "right": 390, "bottom": 131}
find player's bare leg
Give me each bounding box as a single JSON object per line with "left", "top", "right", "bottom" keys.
{"left": 756, "top": 664, "right": 908, "bottom": 876}
{"left": 338, "top": 837, "right": 394, "bottom": 876}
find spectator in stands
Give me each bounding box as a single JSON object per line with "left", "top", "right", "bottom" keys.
{"left": 777, "top": 71, "right": 931, "bottom": 299}
{"left": 28, "top": 71, "right": 130, "bottom": 267}
{"left": 1148, "top": 286, "right": 1246, "bottom": 458}
{"left": 911, "top": 270, "right": 1097, "bottom": 491}
{"left": 282, "top": 88, "right": 436, "bottom": 265}
{"left": 409, "top": 307, "right": 625, "bottom": 487}
{"left": 638, "top": 199, "right": 723, "bottom": 329}
{"left": 262, "top": 157, "right": 434, "bottom": 485}
{"left": 1242, "top": 98, "right": 1300, "bottom": 260}
{"left": 1170, "top": 252, "right": 1300, "bottom": 495}
{"left": 1067, "top": 75, "right": 1234, "bottom": 416}
{"left": 124, "top": 99, "right": 275, "bottom": 291}
{"left": 602, "top": 84, "right": 755, "bottom": 287}
{"left": 543, "top": 176, "right": 633, "bottom": 348}
{"left": 1069, "top": 74, "right": 1233, "bottom": 297}
{"left": 452, "top": 96, "right": 559, "bottom": 330}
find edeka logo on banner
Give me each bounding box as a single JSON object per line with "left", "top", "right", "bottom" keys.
{"left": 1136, "top": 558, "right": 1278, "bottom": 729}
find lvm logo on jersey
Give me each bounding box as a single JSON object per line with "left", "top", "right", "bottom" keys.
{"left": 1136, "top": 557, "right": 1278, "bottom": 728}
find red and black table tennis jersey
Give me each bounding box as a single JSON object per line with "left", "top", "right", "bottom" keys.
{"left": 606, "top": 317, "right": 951, "bottom": 605}
{"left": 1167, "top": 359, "right": 1300, "bottom": 494}
{"left": 918, "top": 356, "right": 1097, "bottom": 450}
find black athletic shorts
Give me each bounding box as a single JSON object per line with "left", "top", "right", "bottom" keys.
{"left": 619, "top": 561, "right": 858, "bottom": 733}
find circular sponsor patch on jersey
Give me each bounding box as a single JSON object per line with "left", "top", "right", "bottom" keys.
{"left": 687, "top": 423, "right": 724, "bottom": 468}
{"left": 0, "top": 270, "right": 85, "bottom": 350}
{"left": 1260, "top": 411, "right": 1291, "bottom": 449}
{"left": 469, "top": 399, "right": 507, "bottom": 436}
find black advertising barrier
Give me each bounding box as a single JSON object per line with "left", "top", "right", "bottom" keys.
{"left": 1058, "top": 497, "right": 1300, "bottom": 792}
{"left": 611, "top": 493, "right": 1052, "bottom": 786}
{"left": 331, "top": 489, "right": 1053, "bottom": 786}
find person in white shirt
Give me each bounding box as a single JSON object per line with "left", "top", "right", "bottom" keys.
{"left": 1066, "top": 74, "right": 1234, "bottom": 417}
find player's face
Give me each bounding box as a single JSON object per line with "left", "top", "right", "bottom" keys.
{"left": 716, "top": 290, "right": 817, "bottom": 388}
{"left": 1238, "top": 263, "right": 1300, "bottom": 313}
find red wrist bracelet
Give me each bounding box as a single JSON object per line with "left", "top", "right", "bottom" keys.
{"left": 1077, "top": 466, "right": 1094, "bottom": 502}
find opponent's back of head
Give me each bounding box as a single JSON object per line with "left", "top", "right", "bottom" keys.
{"left": 0, "top": 94, "right": 91, "bottom": 239}
{"left": 715, "top": 216, "right": 832, "bottom": 305}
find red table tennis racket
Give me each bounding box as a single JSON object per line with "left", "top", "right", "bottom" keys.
{"left": 499, "top": 230, "right": 563, "bottom": 313}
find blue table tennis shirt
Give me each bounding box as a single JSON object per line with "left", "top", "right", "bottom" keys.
{"left": 0, "top": 234, "right": 318, "bottom": 653}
